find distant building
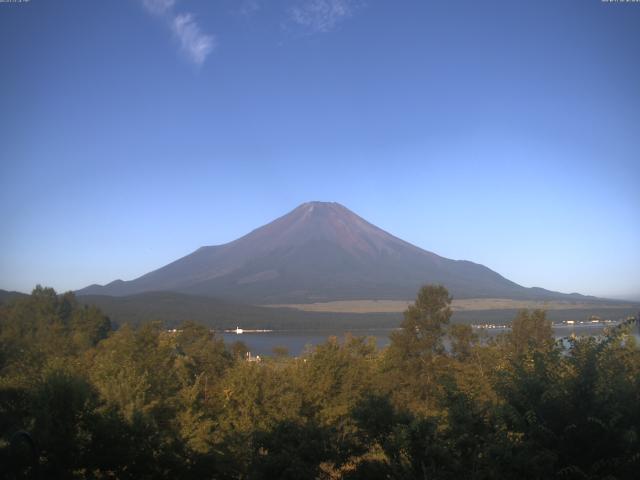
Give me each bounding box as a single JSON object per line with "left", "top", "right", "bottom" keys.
{"left": 245, "top": 352, "right": 261, "bottom": 362}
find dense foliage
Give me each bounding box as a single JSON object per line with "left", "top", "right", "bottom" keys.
{"left": 1, "top": 285, "right": 638, "bottom": 479}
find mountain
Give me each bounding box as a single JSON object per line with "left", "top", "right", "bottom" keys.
{"left": 77, "top": 201, "right": 596, "bottom": 304}
{"left": 0, "top": 289, "right": 28, "bottom": 304}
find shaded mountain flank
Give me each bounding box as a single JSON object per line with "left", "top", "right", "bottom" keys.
{"left": 77, "top": 202, "right": 599, "bottom": 304}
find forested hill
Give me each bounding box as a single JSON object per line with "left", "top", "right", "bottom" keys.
{"left": 0, "top": 289, "right": 27, "bottom": 304}
{"left": 1, "top": 285, "right": 639, "bottom": 479}
{"left": 77, "top": 291, "right": 401, "bottom": 330}
{"left": 4, "top": 288, "right": 635, "bottom": 331}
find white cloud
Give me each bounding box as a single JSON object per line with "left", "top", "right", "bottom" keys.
{"left": 141, "top": 0, "right": 176, "bottom": 16}
{"left": 289, "top": 0, "right": 358, "bottom": 33}
{"left": 172, "top": 13, "right": 216, "bottom": 66}
{"left": 138, "top": 0, "right": 215, "bottom": 66}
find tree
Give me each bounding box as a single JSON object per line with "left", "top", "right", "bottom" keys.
{"left": 389, "top": 284, "right": 452, "bottom": 359}
{"left": 449, "top": 324, "right": 477, "bottom": 361}
{"left": 385, "top": 285, "right": 452, "bottom": 412}
{"left": 230, "top": 340, "right": 249, "bottom": 360}
{"left": 272, "top": 346, "right": 289, "bottom": 358}
{"left": 175, "top": 321, "right": 231, "bottom": 385}
{"left": 508, "top": 309, "right": 554, "bottom": 357}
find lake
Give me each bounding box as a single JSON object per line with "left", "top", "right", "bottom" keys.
{"left": 221, "top": 323, "right": 640, "bottom": 357}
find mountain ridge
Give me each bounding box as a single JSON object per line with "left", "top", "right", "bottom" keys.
{"left": 77, "top": 201, "right": 598, "bottom": 303}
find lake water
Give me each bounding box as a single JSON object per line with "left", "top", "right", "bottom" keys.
{"left": 221, "top": 323, "right": 640, "bottom": 357}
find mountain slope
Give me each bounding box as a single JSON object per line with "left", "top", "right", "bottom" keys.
{"left": 0, "top": 289, "right": 28, "bottom": 304}
{"left": 77, "top": 202, "right": 595, "bottom": 303}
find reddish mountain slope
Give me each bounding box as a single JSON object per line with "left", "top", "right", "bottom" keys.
{"left": 77, "top": 202, "right": 592, "bottom": 303}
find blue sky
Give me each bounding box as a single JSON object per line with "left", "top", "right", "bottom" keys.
{"left": 1, "top": 0, "right": 639, "bottom": 299}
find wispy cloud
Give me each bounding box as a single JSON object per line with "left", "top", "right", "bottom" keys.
{"left": 141, "top": 0, "right": 175, "bottom": 16}
{"left": 172, "top": 14, "right": 216, "bottom": 66}
{"left": 139, "top": 0, "right": 215, "bottom": 66}
{"left": 288, "top": 0, "right": 359, "bottom": 33}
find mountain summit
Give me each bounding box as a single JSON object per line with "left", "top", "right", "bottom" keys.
{"left": 78, "top": 202, "right": 587, "bottom": 303}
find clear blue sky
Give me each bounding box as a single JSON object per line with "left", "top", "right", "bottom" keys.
{"left": 1, "top": 0, "right": 639, "bottom": 299}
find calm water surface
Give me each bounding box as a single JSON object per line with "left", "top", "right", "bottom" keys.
{"left": 221, "top": 324, "right": 640, "bottom": 357}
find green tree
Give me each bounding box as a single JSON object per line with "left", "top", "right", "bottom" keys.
{"left": 390, "top": 285, "right": 452, "bottom": 359}
{"left": 448, "top": 323, "right": 477, "bottom": 361}
{"left": 507, "top": 309, "right": 554, "bottom": 357}
{"left": 385, "top": 284, "right": 452, "bottom": 412}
